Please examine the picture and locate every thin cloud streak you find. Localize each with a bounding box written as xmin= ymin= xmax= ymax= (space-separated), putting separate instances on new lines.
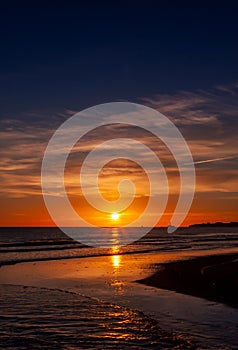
xmin=193 ymin=156 xmax=238 ymax=165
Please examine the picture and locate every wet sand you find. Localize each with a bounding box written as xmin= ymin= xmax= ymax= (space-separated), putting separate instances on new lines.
xmin=0 ymin=284 xmax=194 ymax=349
xmin=1 ymin=251 xmax=238 ymax=348
xmin=138 ymin=253 xmax=238 ymax=308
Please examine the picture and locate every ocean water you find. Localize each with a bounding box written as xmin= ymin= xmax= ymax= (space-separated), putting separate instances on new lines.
xmin=1 ymin=226 xmax=238 ymax=266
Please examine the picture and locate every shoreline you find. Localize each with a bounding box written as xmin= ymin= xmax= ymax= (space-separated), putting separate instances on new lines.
xmin=2 ymin=248 xmax=238 ymax=309
xmin=0 ymin=284 xmax=195 ymax=349
xmin=1 ymin=243 xmax=238 ymax=267
xmin=137 ymin=253 xmax=238 ymax=309
xmin=1 ymin=250 xmax=238 ymax=348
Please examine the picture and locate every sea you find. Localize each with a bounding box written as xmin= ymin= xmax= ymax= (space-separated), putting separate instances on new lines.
xmin=1 ymin=226 xmax=238 ymax=266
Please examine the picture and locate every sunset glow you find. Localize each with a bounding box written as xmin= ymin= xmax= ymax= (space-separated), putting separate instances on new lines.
xmin=1 ymin=76 xmax=238 ymax=228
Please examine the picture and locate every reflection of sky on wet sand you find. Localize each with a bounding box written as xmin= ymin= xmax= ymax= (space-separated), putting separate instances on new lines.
xmin=111 ymin=254 xmax=121 ymax=269
xmin=1 ymin=250 xmax=238 ymax=348
xmin=111 ymin=244 xmax=121 ymax=269
xmin=2 ymin=284 xmax=190 ymax=349
xmin=110 ymin=246 xmax=124 ymax=293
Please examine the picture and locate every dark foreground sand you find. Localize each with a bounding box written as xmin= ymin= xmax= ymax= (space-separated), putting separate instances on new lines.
xmin=138 ymin=253 xmax=238 ymax=308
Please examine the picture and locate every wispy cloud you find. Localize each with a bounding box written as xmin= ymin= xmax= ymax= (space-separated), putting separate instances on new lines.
xmin=1 ymin=84 xmax=238 ymax=203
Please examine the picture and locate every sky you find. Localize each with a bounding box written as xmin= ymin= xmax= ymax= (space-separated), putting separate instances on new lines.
xmin=1 ymin=2 xmax=238 ymax=226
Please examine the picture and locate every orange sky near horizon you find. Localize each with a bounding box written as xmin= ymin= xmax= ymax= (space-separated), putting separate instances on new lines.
xmin=1 ymin=191 xmax=237 ymax=227
xmin=1 ymin=88 xmax=238 ymax=227
xmin=1 ymin=143 xmax=237 ymax=227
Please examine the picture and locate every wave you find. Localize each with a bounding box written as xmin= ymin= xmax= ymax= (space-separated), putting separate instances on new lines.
xmin=0 ymin=284 xmax=195 ymax=349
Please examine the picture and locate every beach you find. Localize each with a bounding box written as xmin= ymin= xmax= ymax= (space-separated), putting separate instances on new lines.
xmin=1 ymin=254 xmax=238 ymax=349
xmin=1 ymin=227 xmax=238 ymax=349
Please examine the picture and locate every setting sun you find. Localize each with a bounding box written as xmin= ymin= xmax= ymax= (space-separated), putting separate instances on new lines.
xmin=111 ymin=212 xmax=120 ymax=220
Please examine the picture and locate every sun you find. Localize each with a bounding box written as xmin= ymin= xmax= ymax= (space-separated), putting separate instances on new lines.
xmin=111 ymin=212 xmax=120 ymax=221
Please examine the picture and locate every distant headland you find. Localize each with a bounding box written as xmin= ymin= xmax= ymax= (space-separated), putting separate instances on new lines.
xmin=189 ymin=222 xmax=238 ymax=228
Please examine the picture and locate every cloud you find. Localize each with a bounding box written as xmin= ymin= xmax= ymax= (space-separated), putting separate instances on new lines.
xmin=1 ymin=84 xmax=238 ymax=203
xmin=193 ymin=156 xmax=237 ymax=165
xmin=142 ymin=84 xmax=238 ymax=154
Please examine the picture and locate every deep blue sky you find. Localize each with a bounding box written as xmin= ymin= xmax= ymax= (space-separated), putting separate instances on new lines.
xmin=1 ymin=2 xmax=238 ymax=115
